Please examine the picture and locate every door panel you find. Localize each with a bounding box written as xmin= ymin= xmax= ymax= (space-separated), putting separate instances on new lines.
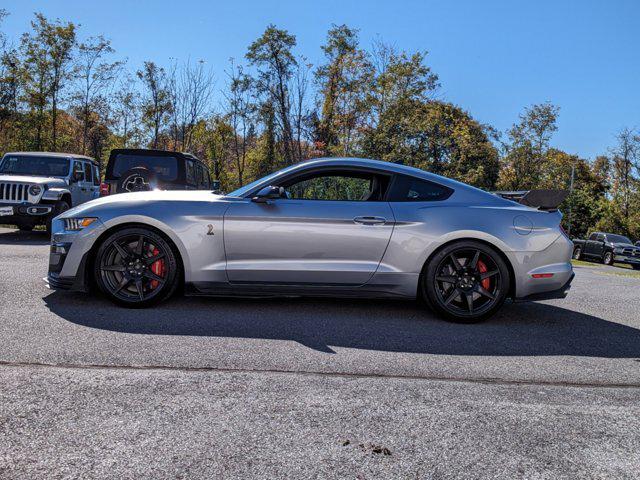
xmin=223 ymin=199 xmax=394 ymax=285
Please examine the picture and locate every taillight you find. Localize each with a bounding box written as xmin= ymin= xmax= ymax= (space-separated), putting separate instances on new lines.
xmin=100 ymin=182 xmax=110 ymax=196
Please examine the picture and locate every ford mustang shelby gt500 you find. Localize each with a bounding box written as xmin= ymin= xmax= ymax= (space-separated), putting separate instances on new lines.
xmin=46 ymin=157 xmax=574 ymax=322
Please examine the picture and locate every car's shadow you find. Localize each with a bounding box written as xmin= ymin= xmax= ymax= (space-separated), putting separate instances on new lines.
xmin=44 ymin=292 xmax=640 ymax=357
xmin=0 ymin=228 xmax=49 ymax=245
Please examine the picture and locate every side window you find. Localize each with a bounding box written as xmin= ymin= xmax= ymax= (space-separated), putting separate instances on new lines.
xmin=596 ymin=234 xmax=605 ymax=242
xmin=285 ymin=174 xmax=377 ymax=201
xmin=72 ymin=161 xmax=85 ymax=182
xmin=185 ymin=160 xmax=195 ymax=185
xmin=388 ymin=175 xmax=453 ymax=202
xmin=198 ymin=165 xmax=210 ymax=188
xmin=83 ymin=162 xmax=93 ymax=183
xmin=588 ymin=233 xmax=598 ymax=241
xmin=93 ymin=165 xmax=100 ymax=186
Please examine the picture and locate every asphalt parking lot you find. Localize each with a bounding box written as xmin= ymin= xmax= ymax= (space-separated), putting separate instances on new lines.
xmin=1 ymin=226 xmax=639 ymax=479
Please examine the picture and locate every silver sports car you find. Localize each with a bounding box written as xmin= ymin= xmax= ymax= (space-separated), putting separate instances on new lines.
xmin=47 ymin=157 xmax=574 ymax=322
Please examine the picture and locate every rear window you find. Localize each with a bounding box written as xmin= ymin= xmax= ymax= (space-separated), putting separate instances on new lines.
xmin=388 ymin=175 xmax=453 ymax=202
xmin=111 ymin=154 xmax=178 ymax=181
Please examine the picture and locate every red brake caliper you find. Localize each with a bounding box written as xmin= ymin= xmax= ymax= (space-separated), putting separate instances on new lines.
xmin=477 ymin=260 xmax=491 ymax=290
xmin=150 ymin=247 xmax=165 ymax=290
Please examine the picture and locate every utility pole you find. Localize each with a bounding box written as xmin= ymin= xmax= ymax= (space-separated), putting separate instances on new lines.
xmin=566 ymin=163 xmax=575 ymax=237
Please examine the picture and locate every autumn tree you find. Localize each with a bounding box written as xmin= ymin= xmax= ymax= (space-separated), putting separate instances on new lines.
xmin=315 ymin=25 xmax=373 ymax=156
xmin=497 ymin=103 xmax=559 ymax=190
xmin=137 ymin=61 xmax=171 ymax=148
xmin=246 ymin=25 xmax=297 ymax=164
xmin=74 ymin=35 xmax=122 ymax=154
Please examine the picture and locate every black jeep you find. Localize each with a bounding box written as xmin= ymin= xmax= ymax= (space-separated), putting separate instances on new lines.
xmin=101 ymin=149 xmax=213 ymax=196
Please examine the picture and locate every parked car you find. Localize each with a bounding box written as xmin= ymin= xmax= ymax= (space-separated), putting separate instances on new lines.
xmin=572 ymin=232 xmax=640 ymax=269
xmin=0 ymin=151 xmax=100 ymax=234
xmin=46 ymin=157 xmax=574 ymax=323
xmin=100 ymin=149 xmax=213 ymax=196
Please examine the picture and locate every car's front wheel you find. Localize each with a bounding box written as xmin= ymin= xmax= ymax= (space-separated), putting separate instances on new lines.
xmin=94 ymin=227 xmax=180 ymax=307
xmin=421 ymin=241 xmax=510 ymax=323
xmin=603 ymin=251 xmax=614 ymax=265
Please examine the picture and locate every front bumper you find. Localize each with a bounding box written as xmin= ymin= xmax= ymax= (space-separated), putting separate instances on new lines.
xmin=45 ymin=218 xmax=105 ymax=292
xmin=614 ymin=254 xmax=640 ymax=266
xmin=0 ymin=203 xmax=53 ymax=224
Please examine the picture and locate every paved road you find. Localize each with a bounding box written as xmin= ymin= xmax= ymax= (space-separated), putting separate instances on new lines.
xmin=1 ymin=227 xmax=639 ymax=478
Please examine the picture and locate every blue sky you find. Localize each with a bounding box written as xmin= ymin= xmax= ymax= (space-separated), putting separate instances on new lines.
xmin=2 ymin=0 xmax=639 ymax=159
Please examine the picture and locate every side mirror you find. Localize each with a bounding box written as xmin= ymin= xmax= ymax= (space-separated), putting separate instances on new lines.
xmin=252 ymin=185 xmax=284 ymax=203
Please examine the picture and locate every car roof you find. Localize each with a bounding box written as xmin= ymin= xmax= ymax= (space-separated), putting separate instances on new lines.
xmin=285 ymin=157 xmax=491 ymax=195
xmin=110 ymin=148 xmax=203 ymax=163
xmin=3 ymin=151 xmax=98 ymax=165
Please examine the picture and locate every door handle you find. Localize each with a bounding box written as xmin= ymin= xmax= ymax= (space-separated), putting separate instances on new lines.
xmin=353 ymin=216 xmax=386 ymax=225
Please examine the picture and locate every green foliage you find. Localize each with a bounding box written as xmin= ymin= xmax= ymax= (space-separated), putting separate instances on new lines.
xmin=0 ymin=13 xmax=638 ymax=241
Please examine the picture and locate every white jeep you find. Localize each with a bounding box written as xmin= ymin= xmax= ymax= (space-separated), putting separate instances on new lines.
xmin=0 ymin=152 xmax=100 ymax=235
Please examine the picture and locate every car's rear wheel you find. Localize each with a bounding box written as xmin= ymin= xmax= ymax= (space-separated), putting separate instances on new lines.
xmin=572 ymin=246 xmax=582 ymax=260
xmin=421 ymin=241 xmax=510 ymax=323
xmin=94 ymin=227 xmax=179 ymax=307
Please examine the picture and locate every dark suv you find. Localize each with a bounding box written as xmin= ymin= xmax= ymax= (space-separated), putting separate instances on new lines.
xmin=101 ymin=149 xmax=213 ymax=196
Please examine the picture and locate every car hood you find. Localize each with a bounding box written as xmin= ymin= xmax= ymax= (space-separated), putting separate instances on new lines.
xmin=62 ymin=189 xmax=227 ymax=217
xmin=0 ymin=174 xmax=67 ymax=186
xmin=612 ymin=242 xmax=637 ymax=249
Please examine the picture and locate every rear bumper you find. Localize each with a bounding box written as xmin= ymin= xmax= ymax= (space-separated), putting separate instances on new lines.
xmin=515 ymin=272 xmax=575 ymax=302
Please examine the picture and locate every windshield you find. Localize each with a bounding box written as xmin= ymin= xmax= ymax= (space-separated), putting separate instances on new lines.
xmin=227 ymin=164 xmax=300 ymax=197
xmin=0 ymin=155 xmax=70 ymax=177
xmin=608 ymin=234 xmax=632 ymax=244
xmin=112 ymin=154 xmax=178 ymax=182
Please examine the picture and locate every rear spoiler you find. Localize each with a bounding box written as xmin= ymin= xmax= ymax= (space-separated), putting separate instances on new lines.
xmin=493 ymin=189 xmax=568 ymax=211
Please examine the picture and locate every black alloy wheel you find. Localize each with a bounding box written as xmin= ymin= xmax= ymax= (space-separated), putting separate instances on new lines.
xmin=94 ymin=227 xmax=179 ymax=307
xmin=422 ymin=241 xmax=510 ymax=323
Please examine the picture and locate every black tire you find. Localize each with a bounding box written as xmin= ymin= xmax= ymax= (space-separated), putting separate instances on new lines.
xmin=46 ymin=200 xmax=70 ymax=236
xmin=632 ymin=265 xmax=640 ymax=271
xmin=603 ymin=251 xmax=614 ymax=265
xmin=93 ymin=227 xmax=179 ymax=308
xmin=116 ymin=167 xmax=157 ymax=193
xmin=421 ymin=240 xmax=511 ymax=323
xmin=572 ymin=246 xmax=582 ymax=260
xmin=18 ymin=225 xmax=34 ymax=232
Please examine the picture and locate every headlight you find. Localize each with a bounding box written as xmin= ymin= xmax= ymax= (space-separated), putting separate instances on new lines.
xmin=29 ymin=184 xmax=42 ymax=196
xmin=64 ymin=217 xmax=97 ymax=231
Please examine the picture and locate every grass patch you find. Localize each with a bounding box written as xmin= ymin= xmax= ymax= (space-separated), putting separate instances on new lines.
xmin=572 ymin=259 xmax=640 ymax=278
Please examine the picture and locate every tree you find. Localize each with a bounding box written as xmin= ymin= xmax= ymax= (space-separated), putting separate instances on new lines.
xmin=497 ymin=102 xmax=560 ymax=190
xmin=37 ymin=13 xmax=76 ymax=150
xmin=246 ymin=25 xmax=297 ymax=163
xmin=223 ymin=59 xmax=255 ymax=187
xmin=363 ymin=99 xmax=500 ymax=189
xmin=315 ymin=25 xmax=373 ymax=156
xmin=609 ymin=127 xmax=639 ymax=221
xmin=112 ymin=75 xmax=141 ymax=148
xmin=137 ymin=61 xmax=171 ymax=148
xmin=74 ymin=35 xmax=122 ymax=154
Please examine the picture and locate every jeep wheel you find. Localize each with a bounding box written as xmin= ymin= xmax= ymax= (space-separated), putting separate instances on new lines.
xmin=421 ymin=240 xmax=510 ymax=323
xmin=46 ymin=200 xmax=70 ymax=236
xmin=572 ymin=246 xmax=582 ymax=260
xmin=94 ymin=227 xmax=179 ymax=308
xmin=603 ymin=251 xmax=614 ymax=265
